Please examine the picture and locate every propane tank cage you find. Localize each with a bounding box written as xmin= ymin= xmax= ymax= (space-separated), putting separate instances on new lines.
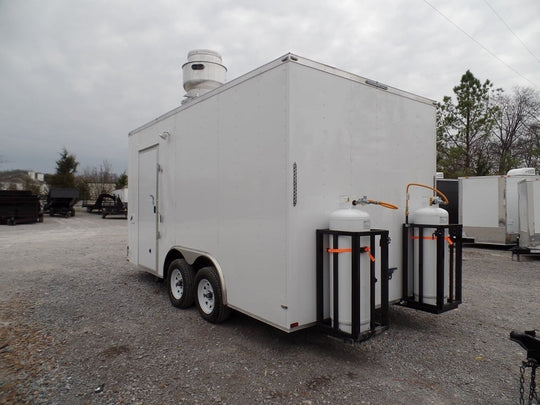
xmin=400 ymin=223 xmax=463 ymax=314
xmin=316 ymin=229 xmax=390 ymax=341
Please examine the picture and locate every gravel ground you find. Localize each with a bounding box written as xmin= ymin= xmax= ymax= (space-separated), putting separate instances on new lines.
xmin=0 ymin=211 xmax=538 ymax=404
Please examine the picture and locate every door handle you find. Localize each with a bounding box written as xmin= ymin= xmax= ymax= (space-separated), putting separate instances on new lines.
xmin=149 ymin=194 xmax=156 ymax=213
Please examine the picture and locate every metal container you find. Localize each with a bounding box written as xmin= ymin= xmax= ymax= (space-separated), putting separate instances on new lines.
xmin=411 ymin=205 xmax=449 ymax=305
xmin=329 ymin=205 xmax=371 ymax=334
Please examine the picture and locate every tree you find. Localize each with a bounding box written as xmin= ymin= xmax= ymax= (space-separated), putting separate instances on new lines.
xmin=491 ymin=87 xmax=540 ymax=174
xmin=47 ymin=148 xmax=79 ymax=188
xmin=75 ymin=177 xmax=91 ymax=201
xmin=437 ymin=70 xmax=501 ymax=177
xmin=515 ymin=122 xmax=540 ymax=171
xmin=115 ymin=171 xmax=128 ymax=189
xmin=79 ymin=160 xmax=118 ymax=199
xmin=23 ymin=175 xmax=42 ymax=195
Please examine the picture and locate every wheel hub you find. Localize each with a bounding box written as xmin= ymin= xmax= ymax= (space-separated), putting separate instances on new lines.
xmin=170 ymin=269 xmax=184 ymax=299
xmin=198 ymin=279 xmax=215 ymax=314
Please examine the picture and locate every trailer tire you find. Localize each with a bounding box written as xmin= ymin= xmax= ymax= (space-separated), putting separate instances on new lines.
xmin=195 ymin=266 xmax=230 ymax=323
xmin=167 ymin=259 xmax=195 ymax=309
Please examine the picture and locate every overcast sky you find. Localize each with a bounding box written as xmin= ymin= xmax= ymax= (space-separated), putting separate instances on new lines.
xmin=1 ymin=0 xmax=539 ymax=175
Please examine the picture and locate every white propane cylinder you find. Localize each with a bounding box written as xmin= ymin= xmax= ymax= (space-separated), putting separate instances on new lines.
xmin=411 ymin=204 xmax=449 ymax=305
xmin=182 ymin=49 xmax=227 ymax=103
xmin=329 ymin=206 xmax=371 ymax=334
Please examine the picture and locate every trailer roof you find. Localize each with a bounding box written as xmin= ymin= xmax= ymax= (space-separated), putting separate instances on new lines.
xmin=129 ymin=53 xmax=436 ymax=137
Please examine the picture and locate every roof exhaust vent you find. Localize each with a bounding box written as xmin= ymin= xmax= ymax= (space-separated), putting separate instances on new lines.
xmin=182 ymin=49 xmax=227 ymax=104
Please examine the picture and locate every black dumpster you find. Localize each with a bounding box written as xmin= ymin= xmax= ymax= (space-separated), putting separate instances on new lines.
xmin=0 ymin=190 xmax=43 ymax=225
xmin=45 ymin=188 xmax=79 ymax=217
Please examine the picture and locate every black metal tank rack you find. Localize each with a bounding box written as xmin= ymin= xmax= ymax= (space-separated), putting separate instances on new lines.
xmin=316 ymin=229 xmax=390 ymax=341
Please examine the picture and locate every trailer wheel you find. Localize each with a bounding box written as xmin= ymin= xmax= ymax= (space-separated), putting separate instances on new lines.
xmin=167 ymin=259 xmax=195 ymax=308
xmin=195 ymin=266 xmax=230 ymax=323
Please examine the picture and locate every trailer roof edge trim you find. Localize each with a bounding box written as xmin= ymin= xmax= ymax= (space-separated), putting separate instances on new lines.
xmin=129 ymin=52 xmax=436 ymax=137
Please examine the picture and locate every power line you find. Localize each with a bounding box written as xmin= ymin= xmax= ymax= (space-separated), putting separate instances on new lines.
xmin=423 ymin=0 xmax=538 ymax=89
xmin=482 ymin=0 xmax=540 ymax=64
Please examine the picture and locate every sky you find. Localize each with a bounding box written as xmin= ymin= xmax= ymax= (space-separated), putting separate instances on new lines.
xmin=1 ymin=0 xmax=539 ymax=175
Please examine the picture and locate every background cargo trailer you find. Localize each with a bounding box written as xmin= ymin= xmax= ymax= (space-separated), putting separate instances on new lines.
xmin=128 ymin=51 xmax=453 ymax=335
xmin=458 ymin=169 xmax=539 ymax=245
xmin=518 ymin=178 xmax=540 ymax=253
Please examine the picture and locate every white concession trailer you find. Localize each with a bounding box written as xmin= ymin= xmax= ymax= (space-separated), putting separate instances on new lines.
xmin=128 ymin=51 xmax=461 ymax=340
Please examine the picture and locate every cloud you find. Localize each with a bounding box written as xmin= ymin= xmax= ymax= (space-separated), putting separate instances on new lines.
xmin=0 ymin=0 xmax=538 ymax=173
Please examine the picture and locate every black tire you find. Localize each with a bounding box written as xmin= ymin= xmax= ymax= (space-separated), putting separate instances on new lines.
xmin=70 ymin=209 xmax=75 ymax=217
xmin=167 ymin=259 xmax=195 ymax=308
xmin=194 ymin=266 xmax=230 ymax=323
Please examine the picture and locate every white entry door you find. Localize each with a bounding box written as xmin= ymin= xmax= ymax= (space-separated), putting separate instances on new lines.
xmin=138 ymin=145 xmax=158 ymax=271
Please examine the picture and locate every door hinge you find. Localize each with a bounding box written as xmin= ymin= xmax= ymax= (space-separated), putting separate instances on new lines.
xmin=157 ymin=231 xmax=161 ymax=240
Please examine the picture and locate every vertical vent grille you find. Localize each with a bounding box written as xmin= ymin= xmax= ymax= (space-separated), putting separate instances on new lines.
xmin=293 ymin=162 xmax=298 ymax=207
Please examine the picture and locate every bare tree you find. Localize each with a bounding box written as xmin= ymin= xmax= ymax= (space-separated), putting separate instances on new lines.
xmin=491 ymin=87 xmax=540 ymax=173
xmin=80 ymin=161 xmax=118 ymax=199
xmin=516 ymin=122 xmax=540 ymax=171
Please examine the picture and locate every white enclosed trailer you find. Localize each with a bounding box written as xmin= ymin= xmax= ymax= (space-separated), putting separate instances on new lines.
xmin=518 ymin=178 xmax=540 ymax=253
xmin=128 ymin=52 xmax=448 ymax=335
xmin=458 ymin=169 xmax=539 ymax=245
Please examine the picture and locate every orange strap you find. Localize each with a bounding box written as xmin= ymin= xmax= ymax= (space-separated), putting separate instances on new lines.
xmin=363 ymin=247 xmax=376 ymax=262
xmin=412 ymin=236 xmax=454 ymax=245
xmin=327 ymin=248 xmax=352 ymax=253
xmin=327 ymin=247 xmax=376 ymax=262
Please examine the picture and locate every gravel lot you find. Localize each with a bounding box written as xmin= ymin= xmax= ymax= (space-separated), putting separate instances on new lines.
xmin=1 ymin=211 xmax=539 ymax=404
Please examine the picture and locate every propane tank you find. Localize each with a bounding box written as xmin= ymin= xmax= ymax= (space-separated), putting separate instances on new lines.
xmin=329 ymin=199 xmax=371 ymax=334
xmin=411 ymin=202 xmax=449 ymax=305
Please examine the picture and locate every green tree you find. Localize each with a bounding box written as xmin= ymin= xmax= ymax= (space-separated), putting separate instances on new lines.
xmin=48 ymin=148 xmax=79 ymax=188
xmin=437 ymin=70 xmax=501 ymax=177
xmin=115 ymin=171 xmax=128 ymax=189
